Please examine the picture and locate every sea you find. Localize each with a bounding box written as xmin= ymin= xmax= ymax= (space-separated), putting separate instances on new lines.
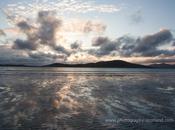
xmin=0 ymin=67 xmax=175 ymax=130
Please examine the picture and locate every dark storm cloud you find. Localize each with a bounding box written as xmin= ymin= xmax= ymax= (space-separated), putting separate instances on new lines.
xmin=90 ymin=29 xmax=175 ymax=57
xmin=89 ymin=36 xmax=118 ymax=56
xmin=0 ymin=45 xmax=67 ymax=65
xmin=117 ymin=30 xmax=173 ymax=57
xmin=70 ymin=42 xmax=81 ymax=50
xmin=133 ymin=29 xmax=173 ymax=56
xmin=13 ymin=11 xmax=62 ymax=51
xmin=29 ymin=51 xmax=67 ymax=62
xmin=13 ymin=22 xmax=36 ymax=50
xmin=13 ymin=19 xmax=40 ymax=50
xmin=13 ymin=39 xmax=38 ymax=50
xmin=55 ymin=45 xmax=71 ymax=56
xmin=2 ymin=7 xmax=175 ymax=65
xmin=37 ymin=11 xmax=62 ymax=46
xmin=17 ymin=21 xmax=32 ymax=31
xmin=98 ymin=42 xmax=117 ymax=55
xmin=89 ymin=36 xmax=138 ymax=57
xmin=92 ymin=36 xmax=109 ymax=46
xmin=114 ymin=36 xmax=137 ymax=56
xmin=0 ymin=45 xmax=32 ymax=65
xmin=10 ymin=10 xmax=72 ymax=63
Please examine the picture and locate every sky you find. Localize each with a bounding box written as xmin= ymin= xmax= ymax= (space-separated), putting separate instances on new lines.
xmin=0 ymin=0 xmax=175 ymax=65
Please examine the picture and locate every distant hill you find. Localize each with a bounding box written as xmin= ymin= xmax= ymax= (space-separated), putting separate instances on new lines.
xmin=149 ymin=63 xmax=175 ymax=68
xmin=0 ymin=64 xmax=29 ymax=67
xmin=1 ymin=60 xmax=175 ymax=68
xmin=44 ymin=60 xmax=149 ymax=68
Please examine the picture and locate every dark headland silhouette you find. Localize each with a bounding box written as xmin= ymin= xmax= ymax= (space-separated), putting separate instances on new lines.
xmin=0 ymin=60 xmax=174 ymax=68
xmin=44 ymin=60 xmax=149 ymax=68
xmin=148 ymin=63 xmax=175 ymax=68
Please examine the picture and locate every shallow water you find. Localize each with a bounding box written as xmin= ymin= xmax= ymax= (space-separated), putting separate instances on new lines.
xmin=0 ymin=67 xmax=175 ymax=130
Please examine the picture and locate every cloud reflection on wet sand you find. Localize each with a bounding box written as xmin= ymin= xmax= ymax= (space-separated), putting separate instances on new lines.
xmin=0 ymin=68 xmax=175 ymax=130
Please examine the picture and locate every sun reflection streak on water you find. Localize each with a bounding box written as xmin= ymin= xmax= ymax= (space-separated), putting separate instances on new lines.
xmin=53 ymin=75 xmax=80 ymax=111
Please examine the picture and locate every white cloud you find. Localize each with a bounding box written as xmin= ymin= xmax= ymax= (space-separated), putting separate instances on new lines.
xmin=3 ymin=0 xmax=120 ymax=24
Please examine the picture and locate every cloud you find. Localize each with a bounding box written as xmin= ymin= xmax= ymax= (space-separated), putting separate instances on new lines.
xmin=0 ymin=44 xmax=67 ymax=65
xmin=89 ymin=29 xmax=175 ymax=58
xmin=140 ymin=56 xmax=175 ymax=64
xmin=133 ymin=29 xmax=173 ymax=56
xmin=90 ymin=36 xmax=139 ymax=57
xmin=12 ymin=10 xmax=105 ymax=52
xmin=117 ymin=36 xmax=137 ymax=56
xmin=12 ymin=10 xmax=62 ymax=51
xmin=54 ymin=45 xmax=71 ymax=56
xmin=173 ymin=41 xmax=175 ymax=46
xmin=89 ymin=36 xmax=138 ymax=57
xmin=89 ymin=36 xmax=118 ymax=56
xmin=0 ymin=30 xmax=6 ymax=44
xmin=3 ymin=7 xmax=108 ymax=64
xmin=17 ymin=21 xmax=32 ymax=31
xmin=4 ymin=0 xmax=120 ymax=24
xmin=9 ymin=8 xmax=109 ymax=62
xmin=2 ymin=28 xmax=21 ymax=36
xmin=29 ymin=51 xmax=68 ymax=63
xmin=92 ymin=36 xmax=109 ymax=46
xmin=37 ymin=11 xmax=62 ymax=47
xmin=70 ymin=41 xmax=81 ymax=50
xmin=1 ymin=0 xmax=175 ymax=65
xmin=13 ymin=39 xmax=38 ymax=50
xmin=130 ymin=9 xmax=143 ymax=24
xmin=119 ymin=29 xmax=174 ymax=57
xmin=67 ymin=52 xmax=98 ymax=64
xmin=62 ymin=19 xmax=106 ymax=34
xmin=151 ymin=57 xmax=175 ymax=64
xmin=83 ymin=20 xmax=106 ymax=33
xmin=0 ymin=29 xmax=6 ymax=36
xmin=2 ymin=0 xmax=110 ymax=64
xmin=0 ymin=45 xmax=30 ymax=65
xmin=1 ymin=29 xmax=175 ymax=65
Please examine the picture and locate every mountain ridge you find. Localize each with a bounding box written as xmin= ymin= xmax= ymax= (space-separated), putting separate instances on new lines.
xmin=0 ymin=60 xmax=175 ymax=68
xmin=148 ymin=63 xmax=175 ymax=68
xmin=43 ymin=60 xmax=150 ymax=68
